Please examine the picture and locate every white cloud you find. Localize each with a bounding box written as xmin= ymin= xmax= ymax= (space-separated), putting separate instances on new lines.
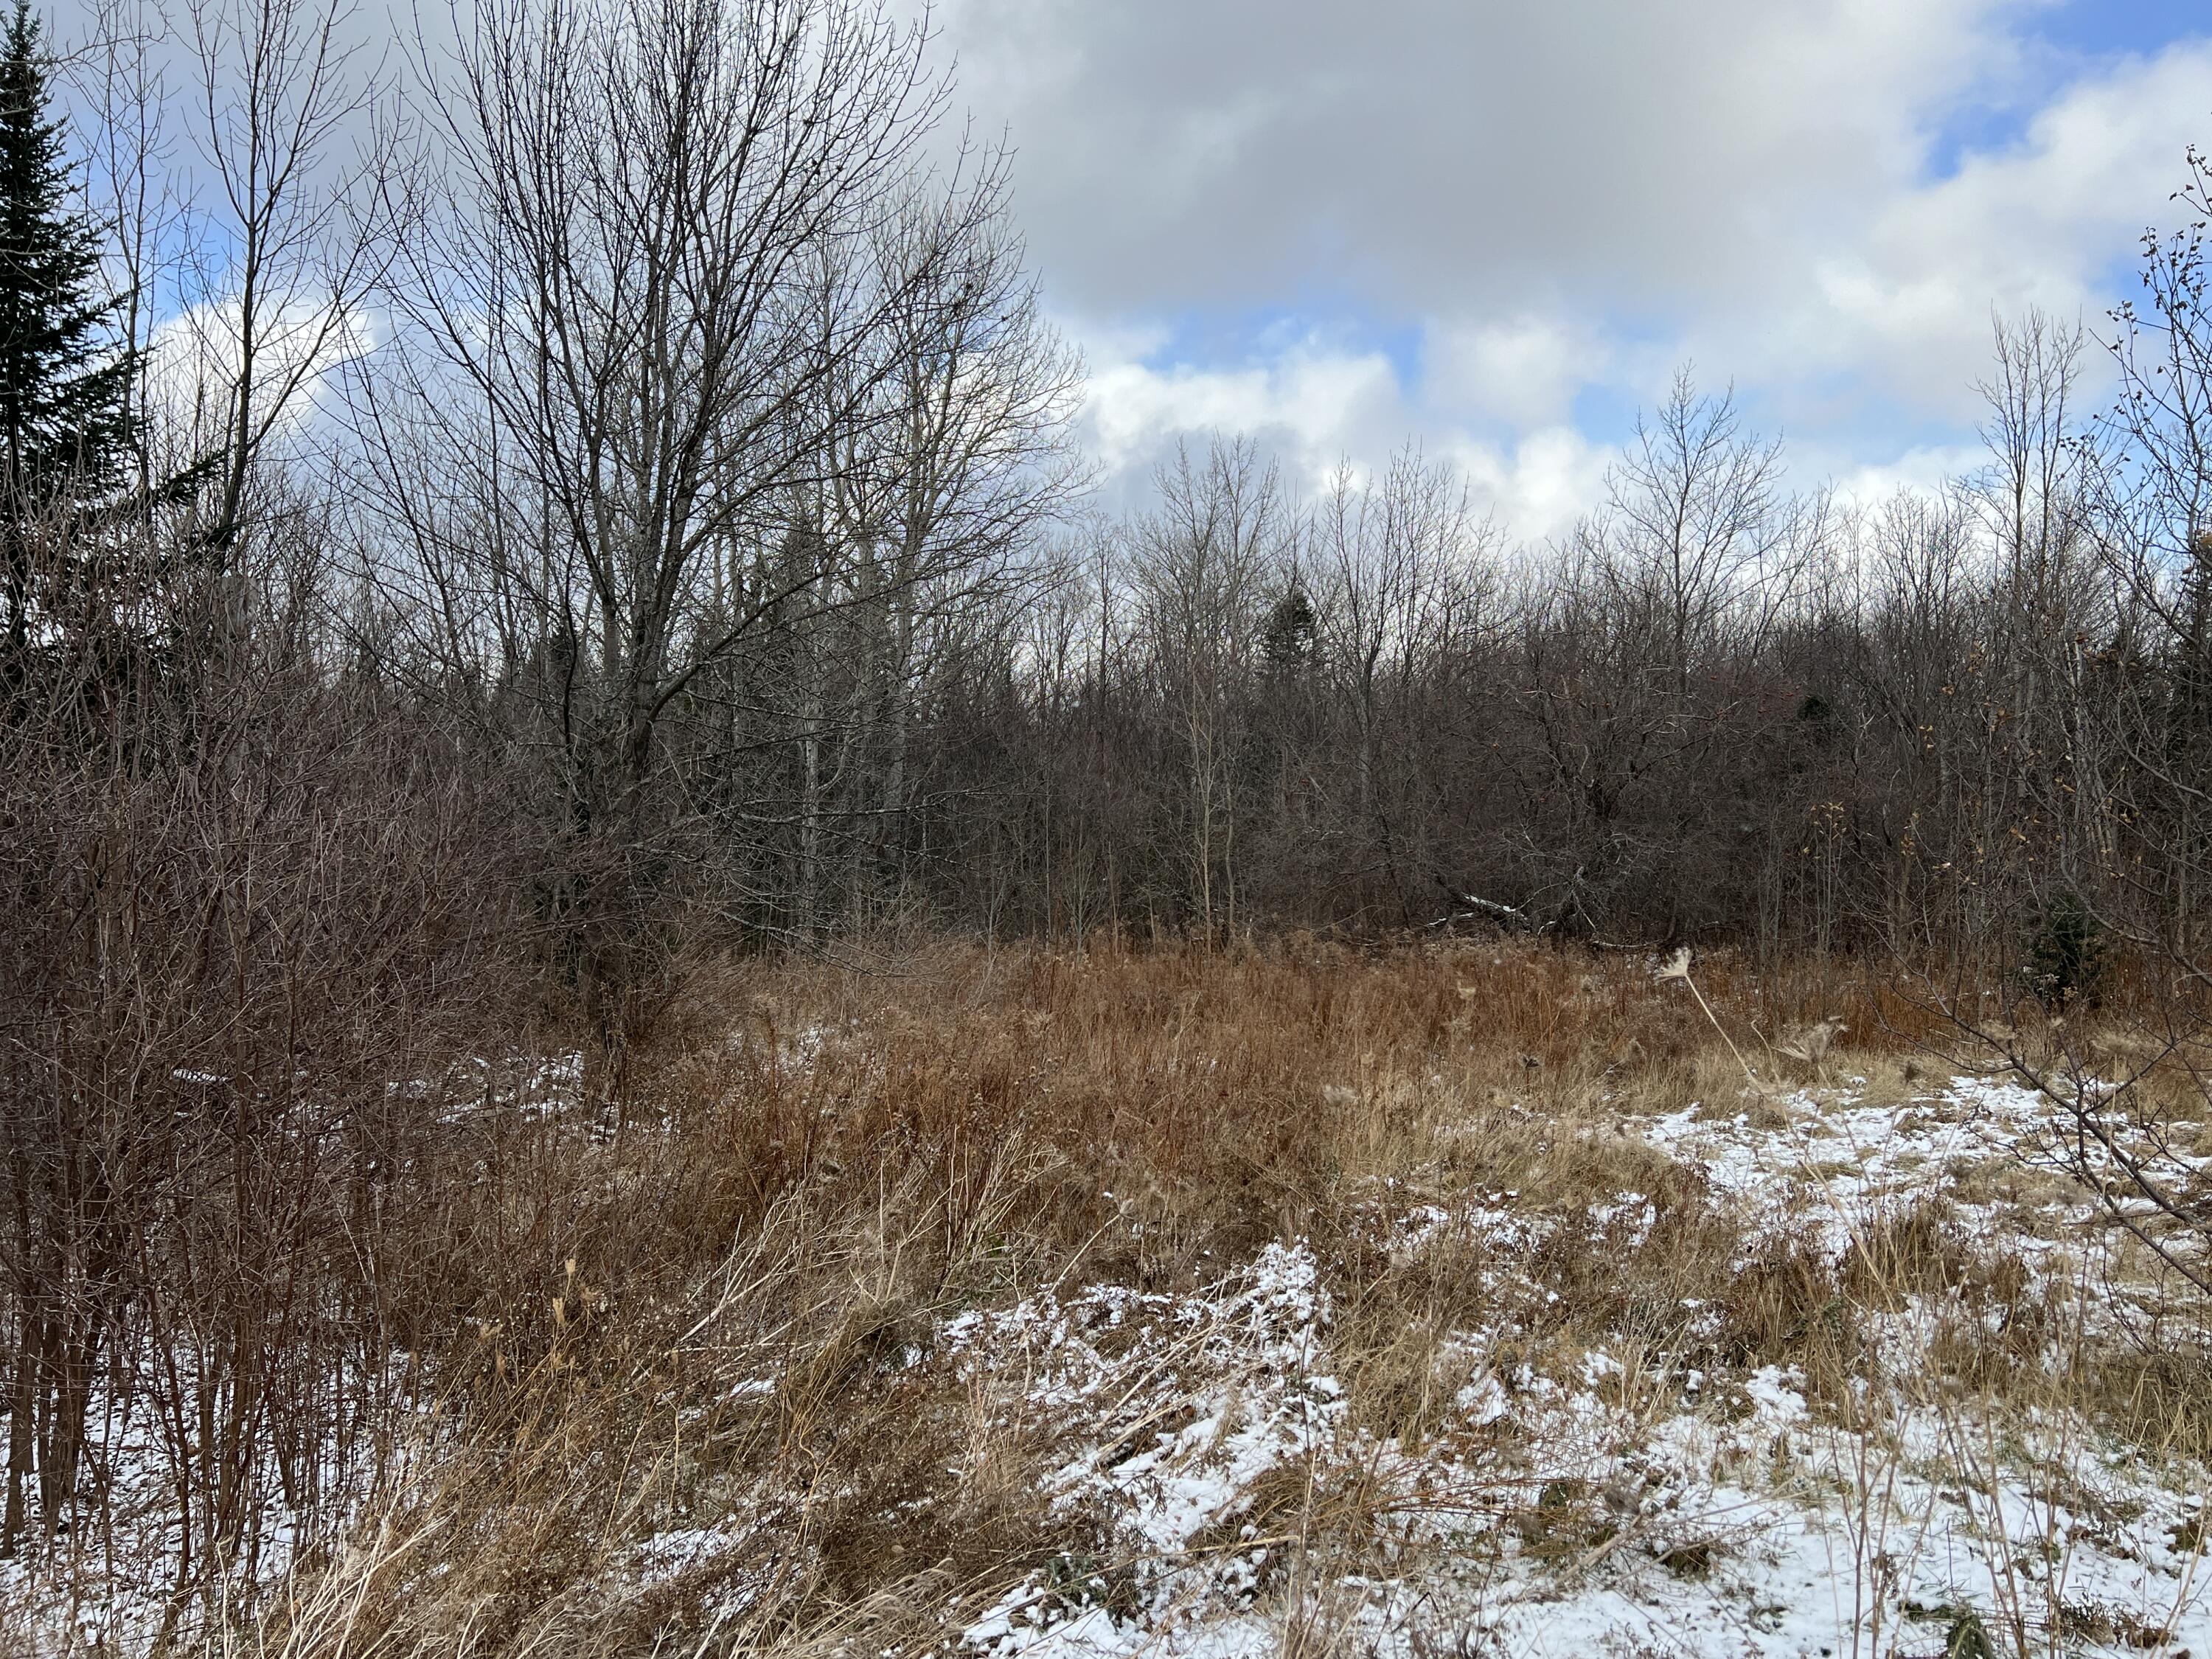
xmin=147 ymin=296 xmax=375 ymax=445
xmin=1077 ymin=335 xmax=1401 ymax=484
xmin=1445 ymin=427 xmax=1612 ymax=546
xmin=1827 ymin=444 xmax=1987 ymax=514
xmin=1719 ymin=39 xmax=2212 ymax=426
xmin=941 ymin=2 xmax=2212 ymax=534
xmin=938 ymin=0 xmax=2039 ymax=319
xmin=1070 ymin=313 xmax=1610 ymax=541
xmin=1421 ymin=315 xmax=1607 ymax=431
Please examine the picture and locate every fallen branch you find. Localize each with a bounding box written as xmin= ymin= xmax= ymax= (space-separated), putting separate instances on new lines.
xmin=1433 ymin=879 xmax=1540 ymax=932
xmin=1432 ymin=875 xmax=1654 ymax=950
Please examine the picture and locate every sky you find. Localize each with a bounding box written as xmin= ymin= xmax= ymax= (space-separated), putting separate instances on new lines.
xmin=926 ymin=0 xmax=2212 ymax=538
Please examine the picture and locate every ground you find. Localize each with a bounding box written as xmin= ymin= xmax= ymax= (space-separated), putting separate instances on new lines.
xmin=5 ymin=942 xmax=2210 ymax=1658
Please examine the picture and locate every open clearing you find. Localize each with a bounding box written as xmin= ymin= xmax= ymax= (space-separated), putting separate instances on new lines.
xmin=7 ymin=944 xmax=2210 ymax=1658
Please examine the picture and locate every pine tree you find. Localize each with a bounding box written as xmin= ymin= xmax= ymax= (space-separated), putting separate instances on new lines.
xmin=0 ymin=0 xmax=134 ymax=663
xmin=0 ymin=0 xmax=131 ymax=501
xmin=1261 ymin=577 xmax=1318 ymax=678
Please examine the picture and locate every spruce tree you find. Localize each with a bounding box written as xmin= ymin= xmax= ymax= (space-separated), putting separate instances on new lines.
xmin=0 ymin=0 xmax=131 ymax=504
xmin=1261 ymin=577 xmax=1318 ymax=678
xmin=0 ymin=0 xmax=135 ymax=672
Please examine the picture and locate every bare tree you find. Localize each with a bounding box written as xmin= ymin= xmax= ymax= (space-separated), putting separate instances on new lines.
xmin=1129 ymin=437 xmax=1287 ymax=937
xmin=1599 ymin=371 xmax=1800 ymax=687
xmin=380 ymin=0 xmax=926 ymax=806
xmin=1905 ymin=199 xmax=2212 ymax=1304
xmin=173 ymin=0 xmax=396 ymax=574
xmin=1314 ymin=446 xmax=1493 ymax=922
xmin=347 ymin=0 xmax=1077 ymax=979
xmin=66 ymin=0 xmax=177 ymax=504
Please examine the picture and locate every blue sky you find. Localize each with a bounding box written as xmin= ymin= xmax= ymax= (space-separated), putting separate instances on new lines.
xmin=2028 ymin=0 xmax=2201 ymax=59
xmin=1925 ymin=2 xmax=2202 ymax=170
xmin=935 ymin=0 xmax=2212 ymax=535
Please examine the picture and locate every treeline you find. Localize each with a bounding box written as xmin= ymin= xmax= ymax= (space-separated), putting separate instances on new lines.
xmin=889 ymin=316 xmax=2208 ymax=989
xmin=4 ymin=0 xmax=2212 ymax=1605
xmin=20 ymin=0 xmax=2212 ymax=982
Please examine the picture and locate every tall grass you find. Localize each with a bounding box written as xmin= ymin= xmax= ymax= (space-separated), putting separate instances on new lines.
xmin=8 ymin=937 xmax=2204 ymax=1656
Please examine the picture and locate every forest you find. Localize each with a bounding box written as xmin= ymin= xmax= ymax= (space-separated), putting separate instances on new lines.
xmin=8 ymin=0 xmax=2212 ymax=1653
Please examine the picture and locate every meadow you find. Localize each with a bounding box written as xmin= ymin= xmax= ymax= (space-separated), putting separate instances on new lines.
xmin=9 ymin=938 xmax=2207 ymax=1658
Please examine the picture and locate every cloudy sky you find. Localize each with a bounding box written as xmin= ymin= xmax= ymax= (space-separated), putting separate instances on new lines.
xmin=927 ymin=0 xmax=2212 ymax=536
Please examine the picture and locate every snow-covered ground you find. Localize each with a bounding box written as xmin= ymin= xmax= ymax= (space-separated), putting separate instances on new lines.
xmin=0 ymin=1354 xmax=406 ymax=1655
xmin=932 ymin=1077 xmax=2212 ymax=1659
xmin=10 ymin=1062 xmax=2211 ymax=1657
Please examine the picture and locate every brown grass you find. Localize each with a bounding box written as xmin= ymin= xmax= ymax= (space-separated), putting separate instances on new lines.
xmin=13 ymin=936 xmax=2204 ymax=1657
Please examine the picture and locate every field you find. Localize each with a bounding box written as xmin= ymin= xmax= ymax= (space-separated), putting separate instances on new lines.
xmin=6 ymin=940 xmax=2211 ymax=1658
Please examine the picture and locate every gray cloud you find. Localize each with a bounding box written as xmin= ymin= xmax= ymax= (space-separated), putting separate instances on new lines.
xmin=928 ymin=0 xmax=2212 ymax=529
xmin=937 ymin=0 xmax=2032 ymax=321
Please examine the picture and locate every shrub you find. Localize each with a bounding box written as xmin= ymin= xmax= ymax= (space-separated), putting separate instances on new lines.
xmin=2023 ymin=890 xmax=2106 ymax=1009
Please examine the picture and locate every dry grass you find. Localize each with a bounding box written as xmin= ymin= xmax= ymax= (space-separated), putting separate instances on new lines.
xmin=12 ymin=937 xmax=2210 ymax=1657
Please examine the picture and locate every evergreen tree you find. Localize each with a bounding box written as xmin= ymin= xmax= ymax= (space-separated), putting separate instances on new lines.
xmin=0 ymin=0 xmax=130 ymax=499
xmin=1261 ymin=577 xmax=1318 ymax=678
xmin=0 ymin=0 xmax=134 ymax=661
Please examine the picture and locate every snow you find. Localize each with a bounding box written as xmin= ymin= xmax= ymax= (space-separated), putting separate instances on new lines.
xmin=940 ymin=1077 xmax=2212 ymax=1659
xmin=0 ymin=1348 xmax=411 ymax=1655
xmin=15 ymin=1056 xmax=2212 ymax=1657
